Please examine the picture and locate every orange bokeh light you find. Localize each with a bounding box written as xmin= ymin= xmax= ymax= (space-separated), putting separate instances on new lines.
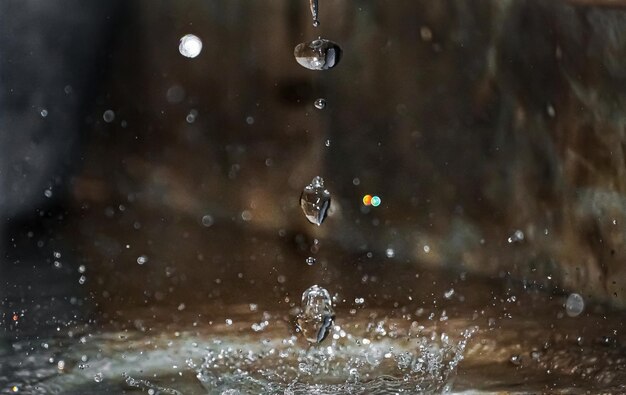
xmin=362 ymin=194 xmax=372 ymax=206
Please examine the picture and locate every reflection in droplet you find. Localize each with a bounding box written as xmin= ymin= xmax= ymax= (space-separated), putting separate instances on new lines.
xmin=294 ymin=39 xmax=342 ymax=71
xmin=296 ymin=284 xmax=335 ymax=343
xmin=566 ymin=293 xmax=584 ymax=317
xmin=179 ymin=34 xmax=203 ymax=58
xmin=314 ymin=98 xmax=326 ymax=109
xmin=300 ymin=176 xmax=331 ymax=226
xmin=309 ymin=0 xmax=320 ymax=27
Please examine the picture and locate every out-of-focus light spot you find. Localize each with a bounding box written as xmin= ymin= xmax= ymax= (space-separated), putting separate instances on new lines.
xmin=371 ymin=195 xmax=381 ymax=207
xmin=179 ymin=34 xmax=203 ymax=58
xmin=12 ymin=314 xmax=18 ymax=322
xmin=12 ymin=386 xmax=18 ymax=392
xmin=362 ymin=194 xmax=372 ymax=206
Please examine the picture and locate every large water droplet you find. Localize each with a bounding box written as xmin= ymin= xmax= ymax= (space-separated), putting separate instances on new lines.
xmin=300 ymin=176 xmax=331 ymax=226
xmin=179 ymin=34 xmax=203 ymax=58
xmin=566 ymin=292 xmax=584 ymax=317
xmin=296 ymin=285 xmax=334 ymax=343
xmin=309 ymin=0 xmax=320 ymax=27
xmin=314 ymin=98 xmax=326 ymax=110
xmin=294 ymin=39 xmax=342 ymax=71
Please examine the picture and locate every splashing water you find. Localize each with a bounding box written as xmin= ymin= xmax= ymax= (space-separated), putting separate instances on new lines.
xmin=300 ymin=176 xmax=331 ymax=226
xmin=309 ymin=0 xmax=320 ymax=27
xmin=294 ymin=39 xmax=342 ymax=71
xmin=296 ymin=285 xmax=335 ymax=343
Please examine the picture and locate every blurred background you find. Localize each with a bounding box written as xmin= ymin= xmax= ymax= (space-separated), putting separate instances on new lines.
xmin=1 ymin=0 xmax=626 ymax=347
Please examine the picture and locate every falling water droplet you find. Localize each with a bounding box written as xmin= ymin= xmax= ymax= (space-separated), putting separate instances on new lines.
xmin=300 ymin=176 xmax=331 ymax=226
xmin=179 ymin=34 xmax=203 ymax=58
xmin=309 ymin=0 xmax=320 ymax=27
xmin=565 ymin=293 xmax=584 ymax=317
xmin=314 ymin=98 xmax=326 ymax=109
xmin=294 ymin=39 xmax=342 ymax=70
xmin=305 ymin=256 xmax=316 ymax=265
xmin=296 ymin=285 xmax=335 ymax=343
xmin=103 ymin=110 xmax=115 ymax=123
xmin=137 ymin=255 xmax=148 ymax=265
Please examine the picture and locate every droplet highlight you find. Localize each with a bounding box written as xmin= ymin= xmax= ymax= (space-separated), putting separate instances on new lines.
xmin=294 ymin=39 xmax=342 ymax=71
xmin=300 ymin=176 xmax=331 ymax=226
xmin=296 ymin=284 xmax=335 ymax=343
xmin=179 ymin=34 xmax=203 ymax=58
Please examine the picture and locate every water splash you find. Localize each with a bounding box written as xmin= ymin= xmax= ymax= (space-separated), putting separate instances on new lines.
xmin=300 ymin=176 xmax=331 ymax=226
xmin=294 ymin=39 xmax=342 ymax=71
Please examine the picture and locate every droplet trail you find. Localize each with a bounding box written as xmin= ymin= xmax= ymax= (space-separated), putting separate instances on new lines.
xmin=310 ymin=0 xmax=320 ymax=27
xmin=300 ymin=176 xmax=331 ymax=226
xmin=294 ymin=39 xmax=342 ymax=71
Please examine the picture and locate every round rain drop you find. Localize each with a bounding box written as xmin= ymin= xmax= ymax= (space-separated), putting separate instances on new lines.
xmin=294 ymin=39 xmax=342 ymax=71
xmin=179 ymin=34 xmax=203 ymax=58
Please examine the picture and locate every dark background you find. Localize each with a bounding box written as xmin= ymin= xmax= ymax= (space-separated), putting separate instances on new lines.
xmin=2 ymin=0 xmax=626 ymax=337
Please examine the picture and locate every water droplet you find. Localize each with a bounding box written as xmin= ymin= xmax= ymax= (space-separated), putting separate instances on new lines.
xmin=385 ymin=248 xmax=395 ymax=258
xmin=444 ymin=288 xmax=455 ymax=299
xmin=186 ymin=109 xmax=198 ymax=123
xmin=103 ymin=110 xmax=115 ymax=123
xmin=314 ymin=98 xmax=326 ymax=109
xmin=137 ymin=255 xmax=148 ymax=265
xmin=305 ymin=256 xmax=316 ymax=265
xmin=201 ymin=215 xmax=214 ymax=227
xmin=294 ymin=39 xmax=342 ymax=70
xmin=300 ymin=176 xmax=331 ymax=226
xmin=324 ymin=139 xmax=331 ymax=147
xmin=94 ymin=372 xmax=103 ymax=383
xmin=309 ymin=0 xmax=319 ymax=27
xmin=566 ymin=293 xmax=584 ymax=317
xmin=509 ymin=354 xmax=522 ymax=366
xmin=39 ymin=108 xmax=48 ymax=118
xmin=507 ymin=229 xmax=524 ymax=243
xmin=296 ymin=285 xmax=335 ymax=343
xmin=44 ymin=189 xmax=53 ymax=198
xmin=179 ymin=34 xmax=203 ymax=58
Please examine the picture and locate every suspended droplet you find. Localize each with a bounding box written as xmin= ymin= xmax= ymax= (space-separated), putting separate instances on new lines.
xmin=103 ymin=110 xmax=115 ymax=123
xmin=296 ymin=285 xmax=335 ymax=343
xmin=294 ymin=39 xmax=342 ymax=71
xmin=179 ymin=34 xmax=203 ymax=58
xmin=94 ymin=372 xmax=103 ymax=383
xmin=314 ymin=98 xmax=326 ymax=109
xmin=305 ymin=256 xmax=316 ymax=265
xmin=300 ymin=176 xmax=331 ymax=226
xmin=309 ymin=0 xmax=320 ymax=27
xmin=565 ymin=293 xmax=584 ymax=317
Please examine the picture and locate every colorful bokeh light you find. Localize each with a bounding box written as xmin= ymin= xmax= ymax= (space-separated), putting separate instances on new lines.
xmin=362 ymin=194 xmax=381 ymax=207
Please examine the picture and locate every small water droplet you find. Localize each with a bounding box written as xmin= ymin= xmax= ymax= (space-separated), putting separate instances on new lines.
xmin=94 ymin=372 xmax=103 ymax=383
xmin=324 ymin=139 xmax=331 ymax=147
xmin=509 ymin=354 xmax=522 ymax=366
xmin=44 ymin=189 xmax=53 ymax=198
xmin=309 ymin=0 xmax=319 ymax=26
xmin=137 ymin=255 xmax=148 ymax=265
xmin=314 ymin=98 xmax=326 ymax=109
xmin=294 ymin=39 xmax=342 ymax=70
xmin=179 ymin=34 xmax=203 ymax=58
xmin=40 ymin=108 xmax=48 ymax=118
xmin=385 ymin=248 xmax=395 ymax=258
xmin=305 ymin=256 xmax=316 ymax=265
xmin=186 ymin=109 xmax=198 ymax=123
xmin=565 ymin=293 xmax=584 ymax=317
xmin=296 ymin=284 xmax=335 ymax=343
xmin=201 ymin=215 xmax=214 ymax=227
xmin=444 ymin=288 xmax=455 ymax=299
xmin=300 ymin=176 xmax=331 ymax=226
xmin=507 ymin=229 xmax=524 ymax=243
xmin=103 ymin=110 xmax=115 ymax=123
